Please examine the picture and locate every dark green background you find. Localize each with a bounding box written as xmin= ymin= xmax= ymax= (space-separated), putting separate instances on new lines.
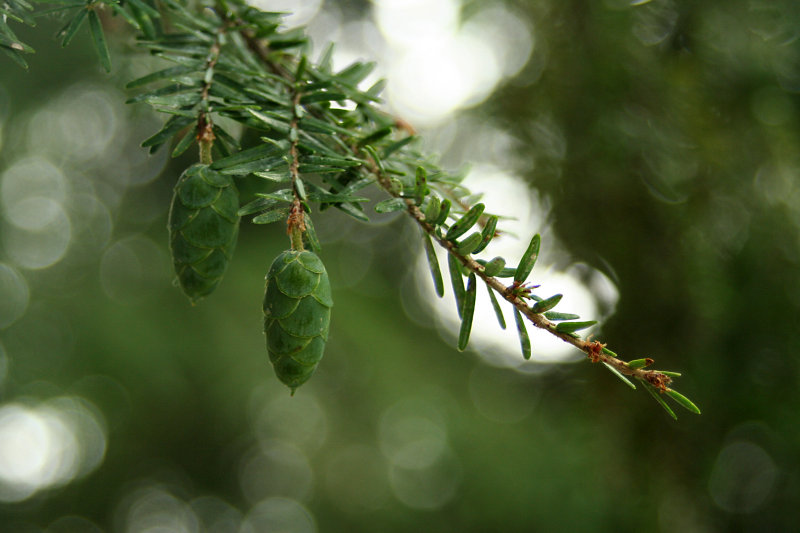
xmin=0 ymin=0 xmax=797 ymax=531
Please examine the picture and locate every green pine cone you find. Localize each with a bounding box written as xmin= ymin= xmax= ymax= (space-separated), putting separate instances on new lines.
xmin=263 ymin=249 xmax=333 ymax=392
xmin=168 ymin=164 xmax=240 ymax=303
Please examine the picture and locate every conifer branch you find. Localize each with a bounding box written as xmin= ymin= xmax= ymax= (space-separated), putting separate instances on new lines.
xmin=215 ymin=4 xmax=696 ymax=415
xmin=8 ymin=0 xmax=700 ymax=415
xmin=374 ymin=173 xmax=672 ymax=388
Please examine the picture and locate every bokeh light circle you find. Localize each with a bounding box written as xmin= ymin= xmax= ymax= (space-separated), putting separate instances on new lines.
xmin=3 ymin=206 xmax=72 ymax=270
xmin=238 ymin=440 xmax=313 ymax=503
xmin=240 ymin=497 xmax=316 ymax=533
xmin=0 ymin=397 xmax=106 ymax=503
xmin=708 ymin=441 xmax=778 ymax=514
xmin=0 ymin=263 xmax=29 ymax=328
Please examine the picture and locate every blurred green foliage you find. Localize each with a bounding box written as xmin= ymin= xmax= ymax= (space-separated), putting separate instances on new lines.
xmin=0 ymin=0 xmax=798 ymax=531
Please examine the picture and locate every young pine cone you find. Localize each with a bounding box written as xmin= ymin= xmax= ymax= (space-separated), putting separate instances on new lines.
xmin=263 ymin=250 xmax=332 ymax=393
xmin=168 ymin=164 xmax=239 ymax=303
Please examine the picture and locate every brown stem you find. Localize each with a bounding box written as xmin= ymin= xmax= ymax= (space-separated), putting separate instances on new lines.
xmin=287 ymin=91 xmax=306 ymax=250
xmin=197 ymin=33 xmax=224 ymax=164
xmin=371 ymin=166 xmax=673 ymax=390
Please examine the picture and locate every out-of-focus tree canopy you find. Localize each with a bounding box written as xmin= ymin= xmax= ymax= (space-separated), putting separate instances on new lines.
xmin=0 ymin=0 xmax=798 ymax=531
